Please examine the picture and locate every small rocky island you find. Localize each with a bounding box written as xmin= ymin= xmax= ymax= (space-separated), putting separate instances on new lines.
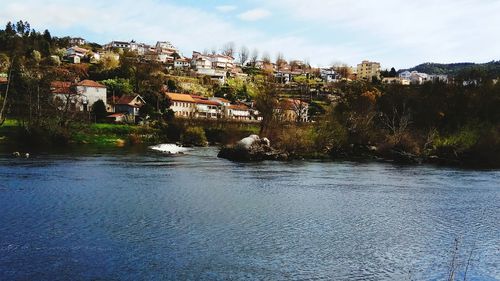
xmin=218 ymin=135 xmax=289 ymax=161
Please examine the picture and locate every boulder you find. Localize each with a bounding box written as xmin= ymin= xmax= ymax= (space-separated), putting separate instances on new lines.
xmin=218 ymin=135 xmax=288 ymax=161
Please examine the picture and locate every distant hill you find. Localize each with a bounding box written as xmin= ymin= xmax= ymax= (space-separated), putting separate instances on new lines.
xmin=400 ymin=61 xmax=500 ymax=78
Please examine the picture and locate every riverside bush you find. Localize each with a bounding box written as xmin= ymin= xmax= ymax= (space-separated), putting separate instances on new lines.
xmin=181 ymin=127 xmax=208 ymax=146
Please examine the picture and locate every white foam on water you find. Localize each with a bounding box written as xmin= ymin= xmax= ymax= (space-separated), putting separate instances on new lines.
xmin=149 ymin=144 xmax=192 ymax=154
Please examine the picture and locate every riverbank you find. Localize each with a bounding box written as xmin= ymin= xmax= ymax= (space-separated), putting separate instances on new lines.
xmin=1 ymin=119 xmax=499 ymax=169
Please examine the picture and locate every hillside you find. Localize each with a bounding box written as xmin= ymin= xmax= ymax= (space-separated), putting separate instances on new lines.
xmin=401 ymin=61 xmax=500 ymax=78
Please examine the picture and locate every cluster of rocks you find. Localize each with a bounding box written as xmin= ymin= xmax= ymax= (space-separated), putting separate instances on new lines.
xmin=218 ymin=135 xmax=288 ymax=161
xmin=12 ymin=152 xmax=30 ymax=158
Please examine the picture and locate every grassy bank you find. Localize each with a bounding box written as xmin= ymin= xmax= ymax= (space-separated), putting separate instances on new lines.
xmin=0 ymin=118 xmax=261 ymax=148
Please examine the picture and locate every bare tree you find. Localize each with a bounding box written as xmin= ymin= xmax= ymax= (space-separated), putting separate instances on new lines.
xmin=250 ymin=49 xmax=259 ymax=67
xmin=239 ymin=46 xmax=249 ymax=66
xmin=262 ymin=52 xmax=271 ymax=63
xmin=221 ymin=42 xmax=235 ymax=57
xmin=380 ymin=103 xmax=412 ymax=143
xmin=275 ymin=52 xmax=285 ymax=71
xmin=333 ymin=63 xmax=352 ymax=79
xmin=291 ymin=99 xmax=308 ymax=123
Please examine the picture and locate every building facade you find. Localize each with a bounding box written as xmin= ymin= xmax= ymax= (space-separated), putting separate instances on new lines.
xmin=357 ymin=60 xmax=381 ymax=82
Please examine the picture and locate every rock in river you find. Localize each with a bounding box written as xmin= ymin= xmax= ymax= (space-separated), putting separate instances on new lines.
xmin=218 ymin=135 xmax=288 ymax=161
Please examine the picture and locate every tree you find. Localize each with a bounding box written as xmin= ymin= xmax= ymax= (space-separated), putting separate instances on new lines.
xmin=334 ymin=64 xmax=352 ymax=79
xmin=91 ymin=100 xmax=107 ymax=122
xmin=262 ymin=52 xmax=271 ymax=63
xmin=239 ymin=46 xmax=249 ymax=66
xmin=101 ymin=78 xmax=133 ymax=98
xmin=221 ymin=42 xmax=235 ymax=57
xmin=0 ymin=56 xmax=13 ymax=125
xmin=0 ymin=53 xmax=9 ymax=72
xmin=389 ymin=67 xmax=397 ymax=77
xmin=275 ymin=52 xmax=285 ymax=71
xmin=255 ymin=79 xmax=279 ymax=134
xmin=99 ymin=52 xmax=119 ymax=70
xmin=250 ymin=49 xmax=259 ymax=67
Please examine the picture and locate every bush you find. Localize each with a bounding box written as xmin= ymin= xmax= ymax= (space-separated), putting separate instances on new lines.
xmin=181 ymin=127 xmax=207 ymax=146
xmin=434 ymin=126 xmax=480 ymax=153
xmin=274 ymin=124 xmax=317 ymax=156
xmin=91 ymin=99 xmax=109 ymax=122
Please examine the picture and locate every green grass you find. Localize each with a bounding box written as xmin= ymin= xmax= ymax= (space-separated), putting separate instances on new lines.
xmin=434 ymin=126 xmax=480 ymax=152
xmin=0 ymin=119 xmax=19 ymax=142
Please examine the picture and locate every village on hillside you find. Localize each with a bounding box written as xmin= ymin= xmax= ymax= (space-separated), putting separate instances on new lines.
xmin=13 ymin=36 xmax=461 ymax=125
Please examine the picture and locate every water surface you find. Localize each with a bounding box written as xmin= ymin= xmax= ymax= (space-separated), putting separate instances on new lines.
xmin=0 ymin=147 xmax=498 ymax=280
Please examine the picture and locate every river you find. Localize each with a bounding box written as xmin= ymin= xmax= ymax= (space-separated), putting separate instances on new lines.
xmin=0 ymin=147 xmax=498 ymax=281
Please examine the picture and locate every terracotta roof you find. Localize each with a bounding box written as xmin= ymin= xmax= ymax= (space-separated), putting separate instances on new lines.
xmin=0 ymin=77 xmax=8 ymax=84
xmin=116 ymin=95 xmax=135 ymax=105
xmin=190 ymin=94 xmax=208 ymax=100
xmin=280 ymin=99 xmax=309 ymax=110
xmin=194 ymin=99 xmax=220 ymax=106
xmin=211 ymin=97 xmax=230 ymax=103
xmin=166 ymin=92 xmax=195 ymax=103
xmin=69 ymin=46 xmax=89 ymax=53
xmin=76 ymin=80 xmax=106 ymax=88
xmin=228 ymin=104 xmax=249 ymax=111
xmin=50 ymin=81 xmax=73 ymax=94
xmin=108 ymin=113 xmax=126 ymax=118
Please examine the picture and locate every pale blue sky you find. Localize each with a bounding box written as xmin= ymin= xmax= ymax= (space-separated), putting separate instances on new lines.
xmin=1 ymin=0 xmax=499 ymax=69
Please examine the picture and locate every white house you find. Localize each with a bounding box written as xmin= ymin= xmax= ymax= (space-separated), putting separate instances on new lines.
xmin=320 ymin=68 xmax=341 ymax=83
xmin=196 ymin=68 xmax=227 ymax=84
xmin=399 ymin=71 xmax=431 ymax=84
xmin=69 ymin=37 xmax=86 ymax=46
xmin=226 ymin=104 xmax=252 ymax=120
xmin=114 ymin=95 xmax=145 ymax=116
xmin=428 ymin=74 xmax=449 ymax=83
xmin=382 ymin=77 xmax=411 ymax=85
xmin=129 ymin=41 xmax=150 ymax=55
xmin=65 ymin=46 xmax=89 ymax=64
xmin=51 ymin=80 xmax=107 ymax=112
xmin=155 ymin=41 xmax=178 ymax=53
xmin=166 ymin=93 xmax=196 ymax=118
xmin=191 ymin=51 xmax=213 ymax=69
xmin=210 ymin=54 xmax=235 ymax=70
xmin=103 ymin=41 xmax=131 ymax=50
xmin=399 ymin=71 xmax=412 ymax=80
xmin=193 ymin=98 xmax=221 ymax=119
xmin=174 ymin=58 xmax=191 ymax=68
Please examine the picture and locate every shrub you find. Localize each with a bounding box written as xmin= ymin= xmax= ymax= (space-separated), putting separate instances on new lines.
xmin=91 ymin=100 xmax=108 ymax=122
xmin=274 ymin=124 xmax=316 ymax=156
xmin=181 ymin=127 xmax=207 ymax=146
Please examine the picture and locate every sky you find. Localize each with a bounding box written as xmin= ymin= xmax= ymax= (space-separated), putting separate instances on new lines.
xmin=1 ymin=0 xmax=499 ymax=69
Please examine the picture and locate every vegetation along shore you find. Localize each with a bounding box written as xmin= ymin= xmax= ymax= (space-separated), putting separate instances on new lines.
xmin=0 ymin=20 xmax=499 ymax=168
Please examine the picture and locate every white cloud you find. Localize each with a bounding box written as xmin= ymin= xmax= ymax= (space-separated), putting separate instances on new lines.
xmin=0 ymin=0 xmax=261 ymax=56
xmin=216 ymin=5 xmax=237 ymax=12
xmin=1 ymin=0 xmax=498 ymax=68
xmin=259 ymin=0 xmax=500 ymax=68
xmin=238 ymin=8 xmax=271 ymax=21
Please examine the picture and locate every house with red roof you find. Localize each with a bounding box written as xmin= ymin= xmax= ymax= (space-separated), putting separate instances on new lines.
xmin=192 ymin=97 xmax=222 ymax=119
xmin=51 ymin=79 xmax=107 ymax=112
xmin=65 ymin=46 xmax=90 ymax=64
xmin=114 ymin=95 xmax=145 ymax=115
xmin=225 ymin=103 xmax=252 ymax=121
xmin=166 ymin=92 xmax=196 ymax=118
xmin=276 ymin=99 xmax=309 ymax=122
xmin=106 ymin=94 xmax=146 ymax=123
